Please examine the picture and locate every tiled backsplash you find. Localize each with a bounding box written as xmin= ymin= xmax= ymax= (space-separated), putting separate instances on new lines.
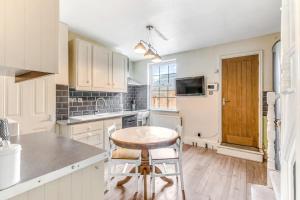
xmin=123 ymin=85 xmax=148 ymax=111
xmin=56 ymin=85 xmax=69 ymax=120
xmin=69 ymin=88 xmax=123 ymax=116
xmin=56 ymin=85 xmax=148 ymax=119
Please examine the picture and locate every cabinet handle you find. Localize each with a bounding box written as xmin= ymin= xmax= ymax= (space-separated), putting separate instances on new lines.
xmin=95 ymin=166 xmax=99 ymax=170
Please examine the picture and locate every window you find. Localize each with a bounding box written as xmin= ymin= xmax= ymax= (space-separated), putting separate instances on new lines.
xmin=149 ymin=60 xmax=176 ymax=110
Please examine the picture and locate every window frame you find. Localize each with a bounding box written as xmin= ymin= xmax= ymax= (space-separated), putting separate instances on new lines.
xmin=148 ymin=60 xmax=177 ymax=111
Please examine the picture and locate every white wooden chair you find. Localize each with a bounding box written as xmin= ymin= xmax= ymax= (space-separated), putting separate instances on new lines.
xmin=107 ymin=124 xmax=141 ymax=191
xmin=149 ymin=125 xmax=184 ymax=194
xmin=137 ymin=111 xmax=150 ymax=126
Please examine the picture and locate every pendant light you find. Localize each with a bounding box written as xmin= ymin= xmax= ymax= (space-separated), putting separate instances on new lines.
xmin=134 ymin=41 xmax=146 ymax=54
xmin=134 ymin=25 xmax=164 ymax=63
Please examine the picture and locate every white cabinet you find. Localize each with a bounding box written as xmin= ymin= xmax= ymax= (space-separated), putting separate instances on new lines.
xmin=55 ymin=23 xmax=69 ymax=85
xmin=3 ymin=75 xmax=55 ymax=134
xmin=69 ymin=38 xmax=127 ymax=92
xmin=0 ymin=0 xmax=5 ymax=67
xmin=0 ymin=0 xmax=58 ymax=73
xmin=60 ymin=121 xmax=105 ymax=149
xmin=69 ymin=39 xmax=92 ymax=90
xmin=58 ymin=117 xmax=122 ymax=150
xmin=92 ymin=45 xmax=111 ymax=91
xmin=9 ymin=162 xmax=104 ymax=200
xmin=112 ymin=52 xmax=128 ymax=92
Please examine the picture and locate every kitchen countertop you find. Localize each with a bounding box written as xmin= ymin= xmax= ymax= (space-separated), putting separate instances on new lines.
xmin=56 ymin=110 xmax=149 ymax=125
xmin=0 ymin=132 xmax=107 ymax=199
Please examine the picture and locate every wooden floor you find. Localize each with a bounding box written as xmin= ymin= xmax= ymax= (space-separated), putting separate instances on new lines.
xmin=104 ymin=145 xmax=267 ymax=200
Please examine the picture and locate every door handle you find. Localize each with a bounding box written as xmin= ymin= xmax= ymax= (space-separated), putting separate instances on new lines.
xmin=274 ymin=119 xmax=281 ymax=127
xmin=222 ymin=98 xmax=231 ymax=105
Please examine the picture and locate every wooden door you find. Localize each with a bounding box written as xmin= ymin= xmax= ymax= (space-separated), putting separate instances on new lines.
xmin=76 ymin=40 xmax=92 ymax=90
xmin=222 ymin=55 xmax=259 ymax=148
xmin=92 ymin=45 xmax=111 ymax=91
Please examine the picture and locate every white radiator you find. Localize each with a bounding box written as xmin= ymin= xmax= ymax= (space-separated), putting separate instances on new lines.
xmin=150 ymin=111 xmax=181 ymax=130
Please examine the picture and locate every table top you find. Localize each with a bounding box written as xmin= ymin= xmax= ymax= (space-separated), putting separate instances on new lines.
xmin=111 ymin=126 xmax=179 ymax=150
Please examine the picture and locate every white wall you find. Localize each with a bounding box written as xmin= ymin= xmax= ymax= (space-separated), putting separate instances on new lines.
xmin=132 ymin=33 xmax=280 ymax=141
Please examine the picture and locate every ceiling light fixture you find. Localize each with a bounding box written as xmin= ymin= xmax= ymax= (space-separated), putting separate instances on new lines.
xmin=134 ymin=25 xmax=166 ymax=63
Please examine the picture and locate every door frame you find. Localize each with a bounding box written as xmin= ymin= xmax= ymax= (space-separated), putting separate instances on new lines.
xmin=218 ymin=50 xmax=263 ymax=150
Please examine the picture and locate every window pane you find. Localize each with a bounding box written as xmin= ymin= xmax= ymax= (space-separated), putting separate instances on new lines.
xmin=151 ymin=97 xmax=159 ymax=109
xmin=159 ymin=98 xmax=168 ymax=109
xmin=152 ymin=75 xmax=159 ymax=87
xmin=160 ymin=64 xmax=168 ymax=75
xmin=169 ymin=63 xmax=176 ymax=74
xmin=168 ymin=98 xmax=176 ymax=110
xmin=159 ymin=90 xmax=168 ymax=97
xmin=151 ymin=90 xmax=159 ymax=98
xmin=168 ymin=90 xmax=176 ymax=98
xmin=168 ymin=74 xmax=176 ymax=90
xmin=152 ymin=64 xmax=159 ymax=76
xmin=159 ymin=76 xmax=168 ymax=90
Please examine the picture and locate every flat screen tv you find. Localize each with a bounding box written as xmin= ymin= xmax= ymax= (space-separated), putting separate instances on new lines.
xmin=176 ymin=76 xmax=205 ymax=96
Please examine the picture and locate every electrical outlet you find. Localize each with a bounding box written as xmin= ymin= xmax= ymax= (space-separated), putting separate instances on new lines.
xmin=77 ymin=98 xmax=83 ymax=103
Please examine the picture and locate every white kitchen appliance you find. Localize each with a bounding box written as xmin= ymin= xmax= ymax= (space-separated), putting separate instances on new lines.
xmin=0 ymin=142 xmax=22 ymax=190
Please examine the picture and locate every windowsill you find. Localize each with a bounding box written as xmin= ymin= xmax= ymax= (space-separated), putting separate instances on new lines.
xmin=150 ymin=109 xmax=179 ymax=113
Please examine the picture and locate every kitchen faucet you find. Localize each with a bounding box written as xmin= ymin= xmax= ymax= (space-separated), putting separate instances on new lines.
xmin=95 ymin=98 xmax=107 ymax=114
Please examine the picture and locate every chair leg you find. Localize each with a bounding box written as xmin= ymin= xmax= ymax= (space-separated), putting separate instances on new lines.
xmin=107 ymin=161 xmax=112 ymax=191
xmin=152 ymin=162 xmax=155 ymax=195
xmin=178 ymin=158 xmax=184 ymax=191
xmin=175 ymin=162 xmax=179 ymax=181
xmin=136 ymin=164 xmax=139 ymax=193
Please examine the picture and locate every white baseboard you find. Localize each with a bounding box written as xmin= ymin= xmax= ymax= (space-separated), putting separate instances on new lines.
xmin=183 ymin=136 xmax=219 ymax=150
xmin=217 ymin=145 xmax=264 ymax=162
xmin=251 ymin=184 xmax=276 ymax=200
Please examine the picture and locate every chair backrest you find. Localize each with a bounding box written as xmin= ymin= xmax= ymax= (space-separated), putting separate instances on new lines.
xmin=142 ymin=111 xmax=150 ymax=126
xmin=107 ymin=124 xmax=117 ymax=154
xmin=174 ymin=125 xmax=183 ymax=151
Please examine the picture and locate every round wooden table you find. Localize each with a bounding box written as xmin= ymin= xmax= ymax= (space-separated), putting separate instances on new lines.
xmin=111 ymin=126 xmax=179 ymax=199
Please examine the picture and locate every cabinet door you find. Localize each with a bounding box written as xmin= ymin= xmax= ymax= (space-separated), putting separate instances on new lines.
xmin=40 ymin=0 xmax=59 ymax=73
xmin=5 ymin=0 xmax=25 ymax=68
xmin=112 ymin=52 xmax=127 ymax=92
xmin=45 ymin=179 xmax=59 ymax=200
xmin=92 ymin=45 xmax=111 ymax=91
xmin=0 ymin=0 xmax=5 ymax=66
xmin=90 ymin=162 xmax=104 ymax=200
xmin=56 ymin=23 xmax=69 ymax=85
xmin=77 ymin=40 xmax=92 ymax=90
xmin=28 ymin=186 xmax=45 ymax=200
xmin=25 ymin=0 xmax=41 ymax=70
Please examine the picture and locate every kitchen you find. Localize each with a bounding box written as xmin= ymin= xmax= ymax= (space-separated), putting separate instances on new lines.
xmin=0 ymin=0 xmax=299 ymax=200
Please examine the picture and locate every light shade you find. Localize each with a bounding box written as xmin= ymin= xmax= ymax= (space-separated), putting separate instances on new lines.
xmin=152 ymin=54 xmax=162 ymax=63
xmin=134 ymin=42 xmax=146 ymax=54
xmin=144 ymin=48 xmax=156 ymax=59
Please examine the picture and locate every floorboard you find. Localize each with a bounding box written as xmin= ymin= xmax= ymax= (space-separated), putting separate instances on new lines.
xmin=104 ymin=145 xmax=267 ymax=200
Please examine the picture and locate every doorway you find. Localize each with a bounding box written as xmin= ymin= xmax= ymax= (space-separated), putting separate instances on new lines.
xmin=221 ymin=55 xmax=259 ymax=148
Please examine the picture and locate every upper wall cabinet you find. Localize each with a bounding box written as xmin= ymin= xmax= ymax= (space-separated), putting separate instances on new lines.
xmin=0 ymin=0 xmax=59 ymax=73
xmin=69 ymin=39 xmax=128 ymax=92
xmin=55 ymin=23 xmax=69 ymax=85
xmin=112 ymin=52 xmax=127 ymax=92
xmin=92 ymin=45 xmax=111 ymax=91
xmin=69 ymin=39 xmax=92 ymax=91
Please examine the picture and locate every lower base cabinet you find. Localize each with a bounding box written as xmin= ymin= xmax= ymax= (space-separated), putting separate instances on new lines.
xmin=9 ymin=161 xmax=104 ymax=200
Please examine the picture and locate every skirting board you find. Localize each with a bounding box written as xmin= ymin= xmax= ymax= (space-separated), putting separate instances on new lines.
xmin=217 ymin=145 xmax=264 ymax=162
xmin=183 ymin=136 xmax=219 ymax=150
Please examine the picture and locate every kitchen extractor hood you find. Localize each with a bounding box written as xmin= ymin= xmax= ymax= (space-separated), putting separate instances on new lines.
xmin=127 ymin=77 xmax=142 ymax=86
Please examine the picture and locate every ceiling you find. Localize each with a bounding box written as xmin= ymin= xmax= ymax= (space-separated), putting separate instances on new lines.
xmin=60 ymin=0 xmax=281 ymax=61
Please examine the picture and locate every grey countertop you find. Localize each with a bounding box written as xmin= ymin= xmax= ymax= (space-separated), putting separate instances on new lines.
xmin=56 ymin=110 xmax=149 ymax=125
xmin=10 ymin=132 xmax=106 ymax=186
